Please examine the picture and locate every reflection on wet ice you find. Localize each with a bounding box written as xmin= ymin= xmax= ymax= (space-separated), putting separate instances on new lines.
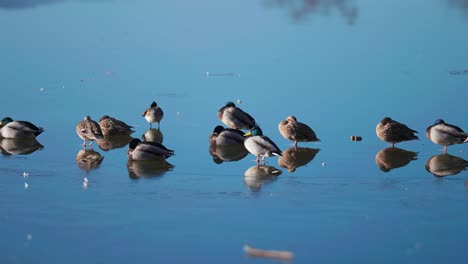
xmin=425 ymin=153 xmax=468 ymax=177
xmin=375 ymin=147 xmax=418 ymax=172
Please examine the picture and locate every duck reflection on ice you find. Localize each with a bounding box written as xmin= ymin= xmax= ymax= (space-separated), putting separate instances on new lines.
xmin=142 ymin=128 xmax=163 ymax=144
xmin=75 ymin=148 xmax=104 ymax=171
xmin=209 ymin=143 xmax=249 ymax=164
xmin=425 ymin=153 xmax=468 ymax=177
xmin=96 ymin=134 xmax=133 ymax=151
xmin=244 ymin=165 xmax=282 ymax=191
xmin=0 ymin=138 xmax=44 ymax=156
xmin=127 ymin=159 xmax=174 ymax=179
xmin=277 ymin=147 xmax=320 ymax=172
xmin=375 ymin=147 xmax=418 ymax=172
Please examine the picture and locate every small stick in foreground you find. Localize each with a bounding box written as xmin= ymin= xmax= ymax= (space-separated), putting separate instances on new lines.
xmin=243 ymin=245 xmax=294 ymax=261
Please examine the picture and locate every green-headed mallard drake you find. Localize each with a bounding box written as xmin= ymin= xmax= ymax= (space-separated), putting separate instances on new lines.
xmin=217 ymin=102 xmax=257 ymax=130
xmin=76 ymin=116 xmax=104 ymax=147
xmin=426 ymin=119 xmax=467 ymax=153
xmin=142 ymin=101 xmax=164 ymax=128
xmin=0 ymin=117 xmax=44 ymax=139
xmin=209 ymin=125 xmax=245 ymax=146
xmin=127 ymin=138 xmax=174 ymax=161
xmin=278 ymin=116 xmax=319 ymax=148
xmin=376 ymin=117 xmax=418 ymax=147
xmin=244 ymin=126 xmax=282 ymax=165
xmin=98 ymin=115 xmax=134 ymax=136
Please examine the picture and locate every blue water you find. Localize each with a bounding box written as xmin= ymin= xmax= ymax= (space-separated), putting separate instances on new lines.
xmin=1 ymin=0 xmax=468 ymax=263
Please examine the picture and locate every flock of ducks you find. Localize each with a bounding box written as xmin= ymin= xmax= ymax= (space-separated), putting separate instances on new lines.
xmin=0 ymin=101 xmax=467 ymax=177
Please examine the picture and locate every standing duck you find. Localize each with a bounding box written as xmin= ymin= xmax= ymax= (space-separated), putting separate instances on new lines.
xmin=244 ymin=126 xmax=282 ymax=165
xmin=98 ymin=115 xmax=134 ymax=136
xmin=127 ymin=138 xmax=174 ymax=161
xmin=0 ymin=117 xmax=44 ymax=139
xmin=217 ymin=102 xmax=257 ymax=130
xmin=76 ymin=116 xmax=103 ymax=147
xmin=426 ymin=119 xmax=467 ymax=153
xmin=142 ymin=101 xmax=164 ymax=128
xmin=376 ymin=117 xmax=418 ymax=147
xmin=278 ymin=116 xmax=319 ymax=148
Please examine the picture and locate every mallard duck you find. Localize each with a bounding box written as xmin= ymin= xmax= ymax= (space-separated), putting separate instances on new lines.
xmin=426 ymin=119 xmax=467 ymax=153
xmin=244 ymin=126 xmax=282 ymax=165
xmin=76 ymin=116 xmax=104 ymax=147
xmin=98 ymin=115 xmax=134 ymax=136
xmin=376 ymin=117 xmax=418 ymax=147
xmin=127 ymin=138 xmax=174 ymax=161
xmin=217 ymin=102 xmax=257 ymax=130
xmin=278 ymin=116 xmax=319 ymax=148
xmin=0 ymin=117 xmax=44 ymax=139
xmin=209 ymin=125 xmax=245 ymax=146
xmin=142 ymin=101 xmax=164 ymax=128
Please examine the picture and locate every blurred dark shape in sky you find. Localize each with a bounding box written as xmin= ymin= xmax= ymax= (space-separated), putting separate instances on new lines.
xmin=447 ymin=0 xmax=468 ymax=15
xmin=263 ymin=0 xmax=358 ymax=25
xmin=0 ymin=0 xmax=62 ymax=9
xmin=0 ymin=0 xmax=108 ymax=9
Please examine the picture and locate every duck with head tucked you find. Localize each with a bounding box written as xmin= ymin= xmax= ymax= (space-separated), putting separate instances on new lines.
xmin=76 ymin=116 xmax=103 ymax=147
xmin=209 ymin=125 xmax=245 ymax=146
xmin=426 ymin=119 xmax=467 ymax=153
xmin=99 ymin=115 xmax=134 ymax=136
xmin=244 ymin=126 xmax=282 ymax=165
xmin=217 ymin=102 xmax=257 ymax=130
xmin=376 ymin=117 xmax=418 ymax=147
xmin=278 ymin=116 xmax=319 ymax=148
xmin=0 ymin=117 xmax=44 ymax=139
xmin=142 ymin=101 xmax=164 ymax=128
xmin=127 ymin=138 xmax=174 ymax=161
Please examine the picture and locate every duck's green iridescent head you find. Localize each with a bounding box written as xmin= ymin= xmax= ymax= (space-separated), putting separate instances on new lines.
xmin=213 ymin=125 xmax=225 ymax=134
xmin=225 ymin=102 xmax=236 ymax=108
xmin=129 ymin=138 xmax=142 ymax=150
xmin=244 ymin=126 xmax=263 ymax=137
xmin=0 ymin=117 xmax=13 ymax=126
xmin=434 ymin=119 xmax=445 ymax=125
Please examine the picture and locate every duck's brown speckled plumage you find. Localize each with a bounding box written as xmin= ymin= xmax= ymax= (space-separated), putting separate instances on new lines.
xmin=278 ymin=116 xmax=319 ymax=147
xmin=98 ymin=115 xmax=134 ymax=136
xmin=142 ymin=101 xmax=164 ymax=128
xmin=217 ymin=102 xmax=256 ymax=130
xmin=76 ymin=116 xmax=103 ymax=146
xmin=376 ymin=117 xmax=418 ymax=147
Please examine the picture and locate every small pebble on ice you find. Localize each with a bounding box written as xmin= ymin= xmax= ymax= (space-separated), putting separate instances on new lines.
xmin=321 ymin=162 xmax=326 ymax=167
xmin=39 ymin=87 xmax=45 ymax=92
xmin=23 ymin=172 xmax=29 ymax=178
xmin=24 ymin=182 xmax=29 ymax=189
xmin=237 ymin=99 xmax=242 ymax=104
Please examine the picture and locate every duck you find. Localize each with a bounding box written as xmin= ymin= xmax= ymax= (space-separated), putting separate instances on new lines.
xmin=426 ymin=119 xmax=467 ymax=153
xmin=278 ymin=116 xmax=319 ymax=148
xmin=98 ymin=115 xmax=134 ymax=136
xmin=127 ymin=138 xmax=174 ymax=161
xmin=376 ymin=117 xmax=418 ymax=147
xmin=0 ymin=117 xmax=44 ymax=139
xmin=209 ymin=125 xmax=245 ymax=146
xmin=142 ymin=101 xmax=164 ymax=128
xmin=76 ymin=116 xmax=104 ymax=147
xmin=244 ymin=126 xmax=282 ymax=165
xmin=217 ymin=102 xmax=257 ymax=130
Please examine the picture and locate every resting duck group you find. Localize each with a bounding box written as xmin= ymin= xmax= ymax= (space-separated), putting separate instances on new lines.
xmin=1 ymin=101 xmax=466 ymax=165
